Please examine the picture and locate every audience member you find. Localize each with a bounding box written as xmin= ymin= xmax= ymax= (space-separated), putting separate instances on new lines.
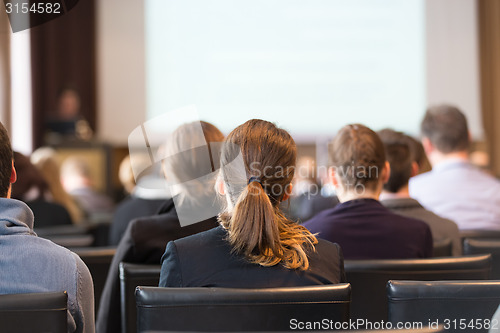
xmin=108 ymin=155 xmax=170 ymax=245
xmin=45 ymin=88 xmax=93 ymax=143
xmin=97 ymin=121 xmax=222 ymax=333
xmin=285 ymin=156 xmax=339 ymax=222
xmin=378 ymin=129 xmax=461 ymax=256
xmin=409 ymin=105 xmax=500 ymax=230
xmin=61 ymin=156 xmax=114 ymax=222
xmin=407 ymin=135 xmax=432 ymax=174
xmin=159 ymin=119 xmax=346 ymax=288
xmin=0 ymin=122 xmax=94 ymax=333
xmin=303 ymin=124 xmax=433 ymax=259
xmin=30 ymin=147 xmax=84 ymax=224
xmin=111 ymin=154 xmax=169 ymax=240
xmin=11 ymin=151 xmax=73 ymax=227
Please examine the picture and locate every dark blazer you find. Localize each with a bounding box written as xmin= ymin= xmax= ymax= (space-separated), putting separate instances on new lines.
xmin=27 ymin=200 xmax=73 ymax=227
xmin=108 ymin=196 xmax=166 ymax=245
xmin=159 ymin=226 xmax=346 ymax=288
xmin=303 ymin=198 xmax=433 ymax=260
xmin=96 ymin=199 xmax=219 ymax=333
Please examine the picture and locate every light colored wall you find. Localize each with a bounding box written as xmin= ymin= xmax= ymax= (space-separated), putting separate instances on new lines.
xmin=426 ymin=0 xmax=483 ymax=139
xmin=96 ymin=0 xmax=146 ymax=145
xmin=0 ymin=10 xmax=10 ymax=131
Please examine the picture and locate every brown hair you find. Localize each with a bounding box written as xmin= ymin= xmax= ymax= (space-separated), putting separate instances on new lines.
xmin=406 ymin=135 xmax=432 ymax=174
xmin=421 ymin=104 xmax=469 ymax=154
xmin=377 ymin=129 xmax=412 ymax=193
xmin=162 ymin=121 xmax=224 ymax=203
xmin=219 ymin=119 xmax=317 ymax=270
xmin=0 ymin=122 xmax=13 ymax=197
xmin=31 ymin=147 xmax=84 ymax=224
xmin=330 ymin=124 xmax=386 ymax=192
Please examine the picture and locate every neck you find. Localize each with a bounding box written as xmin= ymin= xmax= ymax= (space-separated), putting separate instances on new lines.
xmin=380 ymin=185 xmax=410 ymax=200
xmin=429 ymin=151 xmax=469 ymax=167
xmin=337 ymin=189 xmax=380 ymax=203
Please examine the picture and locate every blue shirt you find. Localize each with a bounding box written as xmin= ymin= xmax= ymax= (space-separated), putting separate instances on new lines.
xmin=303 ymin=198 xmax=433 ymax=259
xmin=409 ymin=159 xmax=500 ymax=230
xmin=0 ymin=198 xmax=94 ymax=333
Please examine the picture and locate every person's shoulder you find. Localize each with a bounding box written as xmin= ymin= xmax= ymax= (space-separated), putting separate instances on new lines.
xmin=174 ymin=226 xmax=224 ymax=247
xmin=315 ymin=238 xmax=342 ymax=255
xmin=302 ymin=206 xmax=337 ymax=227
xmin=409 ymin=170 xmax=435 ymax=189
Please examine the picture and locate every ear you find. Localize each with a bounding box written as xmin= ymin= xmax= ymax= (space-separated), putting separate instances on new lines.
xmin=215 ymin=174 xmax=225 ymax=195
xmin=10 ymin=161 xmax=16 ymax=184
xmin=282 ymin=183 xmax=293 ymax=202
xmin=381 ymin=161 xmax=390 ymax=184
xmin=422 ymin=137 xmax=434 ymax=155
xmin=329 ymin=166 xmax=340 ymax=188
xmin=410 ymin=161 xmax=419 ymax=177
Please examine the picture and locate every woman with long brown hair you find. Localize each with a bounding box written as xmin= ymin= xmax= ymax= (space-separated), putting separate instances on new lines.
xmin=159 ymin=119 xmax=345 ymax=287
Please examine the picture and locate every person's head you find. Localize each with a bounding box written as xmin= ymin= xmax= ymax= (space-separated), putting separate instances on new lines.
xmin=218 ymin=119 xmax=317 ymax=270
xmin=421 ymin=104 xmax=470 ymax=155
xmin=406 ymin=135 xmax=432 ymax=174
xmin=57 ymin=88 xmax=81 ymax=120
xmin=377 ymin=129 xmax=414 ymax=193
xmin=162 ymin=121 xmax=224 ymax=202
xmin=0 ymin=123 xmax=15 ymax=198
xmin=60 ymin=156 xmax=93 ymax=191
xmin=11 ymin=152 xmax=47 ymax=201
xmin=329 ymin=124 xmax=389 ymax=201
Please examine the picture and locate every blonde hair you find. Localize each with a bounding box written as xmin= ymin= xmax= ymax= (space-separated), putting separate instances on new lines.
xmin=219 ymin=119 xmax=317 ymax=270
xmin=31 ymin=148 xmax=84 ymax=224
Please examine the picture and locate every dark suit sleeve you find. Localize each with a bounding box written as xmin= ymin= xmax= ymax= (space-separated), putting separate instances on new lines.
xmin=424 ymin=225 xmax=433 ymax=258
xmin=159 ymin=241 xmax=183 ymax=287
xmin=336 ymin=243 xmax=347 ymax=283
xmin=96 ymin=222 xmax=135 ymax=333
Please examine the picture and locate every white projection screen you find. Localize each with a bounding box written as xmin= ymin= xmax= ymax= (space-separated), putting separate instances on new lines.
xmin=143 ymin=0 xmax=481 ymax=141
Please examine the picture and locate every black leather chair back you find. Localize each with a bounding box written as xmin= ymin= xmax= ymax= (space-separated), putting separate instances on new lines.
xmin=0 ymin=291 xmax=67 ymax=333
xmin=345 ymin=254 xmax=491 ymax=322
xmin=119 ymin=262 xmax=161 ymax=333
xmin=463 ymin=238 xmax=500 ymax=279
xmin=460 ymin=229 xmax=500 ymax=243
xmin=74 ymin=247 xmax=116 ymax=316
xmin=432 ymin=238 xmax=452 ymax=257
xmin=135 ymin=284 xmax=351 ymax=332
xmin=388 ymin=280 xmax=500 ymax=333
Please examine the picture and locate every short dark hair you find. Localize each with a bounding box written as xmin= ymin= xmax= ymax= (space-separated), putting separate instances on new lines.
xmin=377 ymin=129 xmax=412 ymax=193
xmin=0 ymin=122 xmax=13 ymax=197
xmin=421 ymin=105 xmax=469 ymax=153
xmin=330 ymin=124 xmax=386 ymax=192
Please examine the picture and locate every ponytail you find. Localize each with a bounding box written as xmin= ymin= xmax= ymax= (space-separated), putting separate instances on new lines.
xmin=220 ymin=180 xmax=318 ymax=270
xmin=219 ymin=119 xmax=318 ymax=271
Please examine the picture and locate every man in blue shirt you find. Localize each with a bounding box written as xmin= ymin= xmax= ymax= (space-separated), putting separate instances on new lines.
xmin=0 ymin=122 xmax=94 ymax=333
xmin=409 ymin=104 xmax=500 ymax=230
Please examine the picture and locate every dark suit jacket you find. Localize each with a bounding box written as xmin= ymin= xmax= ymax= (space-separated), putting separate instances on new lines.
xmin=108 ymin=196 xmax=166 ymax=245
xmin=96 ymin=199 xmax=219 ymax=333
xmin=159 ymin=226 xmax=346 ymax=288
xmin=303 ymin=198 xmax=433 ymax=260
xmin=27 ymin=200 xmax=73 ymax=227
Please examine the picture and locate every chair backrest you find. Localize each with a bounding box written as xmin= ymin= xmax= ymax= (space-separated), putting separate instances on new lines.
xmin=0 ymin=291 xmax=68 ymax=333
xmin=74 ymin=247 xmax=116 ymax=315
xmin=135 ymin=284 xmax=351 ymax=332
xmin=463 ymin=238 xmax=500 ymax=279
xmin=119 ymin=262 xmax=161 ymax=333
xmin=460 ymin=230 xmax=500 ymax=242
xmin=432 ymin=238 xmax=452 ymax=257
xmin=345 ymin=254 xmax=491 ymax=322
xmin=387 ymin=280 xmax=500 ymax=332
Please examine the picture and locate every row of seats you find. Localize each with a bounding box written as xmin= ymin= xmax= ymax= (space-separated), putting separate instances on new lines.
xmin=4 ymin=279 xmax=498 ymax=333
xmin=120 ymin=254 xmax=492 ymax=333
